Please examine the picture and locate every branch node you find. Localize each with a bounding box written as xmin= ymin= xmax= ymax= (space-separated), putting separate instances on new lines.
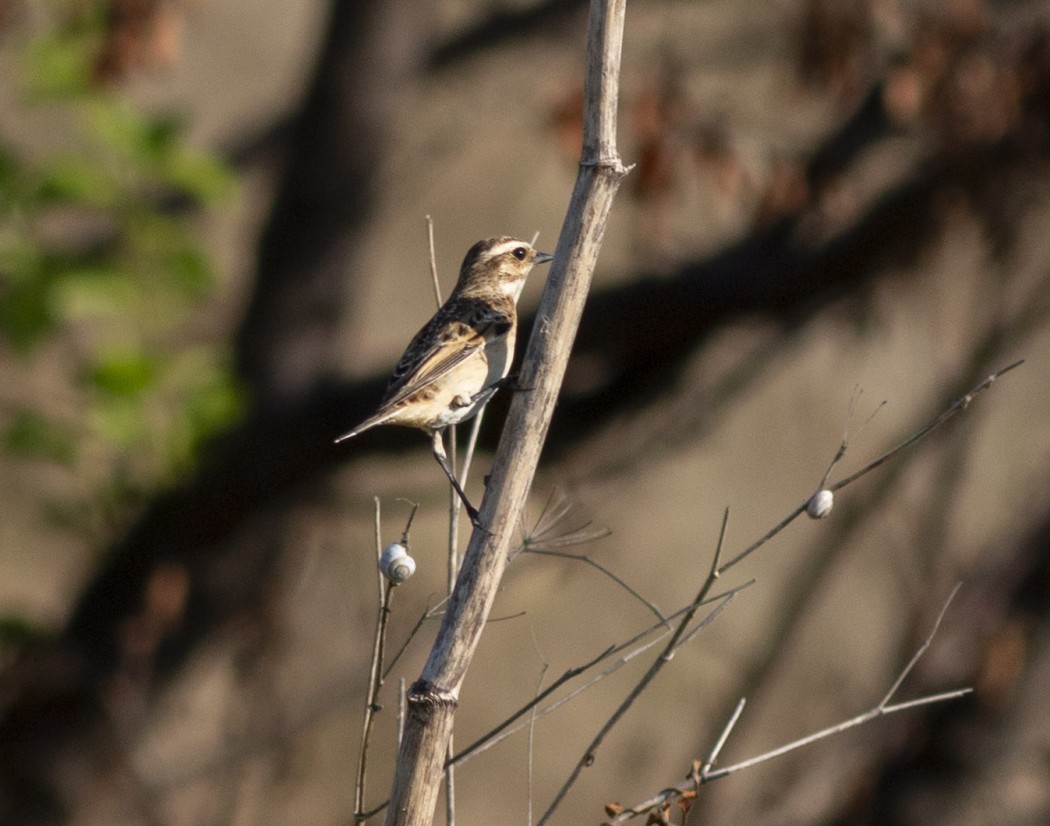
xmin=408 ymin=680 xmax=459 ymax=713
xmin=580 ymin=155 xmax=631 ymax=177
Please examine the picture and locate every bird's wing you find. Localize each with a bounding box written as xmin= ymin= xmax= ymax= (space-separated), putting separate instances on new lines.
xmin=379 ymin=299 xmax=513 ymax=410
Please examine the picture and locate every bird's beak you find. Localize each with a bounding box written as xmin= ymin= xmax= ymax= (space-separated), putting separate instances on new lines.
xmin=535 ymin=252 xmax=554 ymax=265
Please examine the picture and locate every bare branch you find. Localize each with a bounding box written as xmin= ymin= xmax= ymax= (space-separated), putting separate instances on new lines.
xmin=700 ymin=697 xmax=745 ymax=777
xmin=520 ymin=488 xmax=612 ymax=552
xmin=708 ymin=507 xmax=729 ymax=582
xmin=541 ymin=361 xmax=1018 ymax=821
xmin=425 ymin=216 xmax=442 ymax=306
xmin=604 ymin=587 xmax=972 ymax=824
xmin=537 ymin=516 xmax=742 ymax=824
xmin=817 ymin=387 xmax=884 ymax=489
xmin=877 ymin=581 xmax=960 ymax=708
xmin=384 ymin=1 xmax=630 ymax=820
xmin=717 ymin=360 xmax=1023 ymax=574
xmin=355 ymin=503 xmax=416 ymax=821
xmin=702 ymin=690 xmax=972 ymax=783
xmin=527 ymin=665 xmax=549 ymax=826
xmin=828 ymin=361 xmax=1023 ymax=493
xmin=398 ymin=678 xmax=406 ymax=747
xmin=382 ymin=598 xmax=446 ymax=682
xmin=450 ymin=582 xmax=749 ymax=770
xmin=524 ymin=548 xmax=664 ymax=623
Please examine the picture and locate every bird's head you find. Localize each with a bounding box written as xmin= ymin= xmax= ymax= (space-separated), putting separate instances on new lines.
xmin=455 ymin=236 xmax=554 ymax=301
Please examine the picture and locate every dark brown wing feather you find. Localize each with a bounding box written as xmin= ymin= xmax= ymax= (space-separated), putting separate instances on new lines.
xmin=379 ymin=296 xmax=513 ymax=410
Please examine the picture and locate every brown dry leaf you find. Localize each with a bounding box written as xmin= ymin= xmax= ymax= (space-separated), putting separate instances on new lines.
xmin=975 ymin=616 xmax=1028 ymax=707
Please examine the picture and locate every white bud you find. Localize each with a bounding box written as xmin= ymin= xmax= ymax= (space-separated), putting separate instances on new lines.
xmin=806 ymin=489 xmax=834 ymax=519
xmin=379 ymin=543 xmax=416 ymax=583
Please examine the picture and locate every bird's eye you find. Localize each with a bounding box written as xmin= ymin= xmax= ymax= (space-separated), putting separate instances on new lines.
xmin=512 ymin=247 xmax=527 ymax=261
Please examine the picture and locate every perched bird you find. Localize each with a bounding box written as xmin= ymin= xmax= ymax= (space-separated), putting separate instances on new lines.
xmin=335 ymin=236 xmax=554 ymax=526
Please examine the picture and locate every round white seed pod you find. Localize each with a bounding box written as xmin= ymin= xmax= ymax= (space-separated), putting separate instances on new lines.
xmin=806 ymin=489 xmax=834 ymax=519
xmin=379 ymin=542 xmax=416 ymax=583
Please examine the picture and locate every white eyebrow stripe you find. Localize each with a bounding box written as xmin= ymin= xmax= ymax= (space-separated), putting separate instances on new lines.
xmin=485 ymin=239 xmax=529 ymax=259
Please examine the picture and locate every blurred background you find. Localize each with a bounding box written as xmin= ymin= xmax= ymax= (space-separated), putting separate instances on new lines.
xmin=2 ymin=0 xmax=1050 ymax=823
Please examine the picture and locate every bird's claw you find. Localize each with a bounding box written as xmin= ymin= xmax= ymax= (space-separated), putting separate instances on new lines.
xmin=500 ymin=372 xmax=533 ymax=392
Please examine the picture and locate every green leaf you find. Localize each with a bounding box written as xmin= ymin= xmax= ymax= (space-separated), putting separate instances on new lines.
xmin=186 ymin=371 xmax=243 ymax=442
xmin=85 ymin=97 xmax=155 ymax=165
xmin=0 ymin=145 xmax=23 ymax=205
xmin=52 ymin=266 xmax=138 ymax=320
xmin=37 ymin=153 xmax=119 ymax=206
xmin=24 ymin=31 xmax=96 ymax=100
xmin=88 ymin=394 xmax=145 ymax=450
xmin=0 ymin=615 xmax=51 ymax=650
xmin=158 ymin=350 xmax=243 ymax=472
xmin=164 ymin=245 xmax=213 ymax=296
xmin=90 ymin=351 xmax=159 ymax=396
xmin=163 ymin=148 xmax=234 ymax=203
xmin=0 ymin=273 xmax=55 ymax=351
xmin=2 ymin=410 xmax=77 ymax=463
xmin=1 ymin=2 xmax=240 ymax=515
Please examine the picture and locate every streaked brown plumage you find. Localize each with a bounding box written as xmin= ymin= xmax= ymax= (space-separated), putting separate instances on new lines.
xmin=335 ymin=236 xmax=553 ymax=525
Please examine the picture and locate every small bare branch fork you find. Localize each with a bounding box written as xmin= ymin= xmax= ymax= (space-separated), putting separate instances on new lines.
xmin=602 ymin=584 xmax=971 ymax=824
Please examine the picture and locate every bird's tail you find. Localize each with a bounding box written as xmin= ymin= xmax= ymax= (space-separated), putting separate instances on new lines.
xmin=333 ymin=409 xmax=394 ymax=444
xmin=333 ymin=427 xmax=362 ymax=444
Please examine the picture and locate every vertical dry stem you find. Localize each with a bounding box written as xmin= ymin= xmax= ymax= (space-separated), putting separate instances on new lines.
xmin=384 ymin=1 xmax=630 ymax=823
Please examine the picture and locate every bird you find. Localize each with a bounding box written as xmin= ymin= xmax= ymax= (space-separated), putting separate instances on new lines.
xmin=335 ymin=236 xmax=554 ymax=527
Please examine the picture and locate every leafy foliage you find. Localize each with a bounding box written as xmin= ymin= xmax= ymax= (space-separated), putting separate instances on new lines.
xmin=0 ymin=2 xmax=242 ymax=536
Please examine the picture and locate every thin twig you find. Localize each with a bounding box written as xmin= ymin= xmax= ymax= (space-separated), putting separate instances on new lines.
xmin=424 ymin=222 xmax=463 ymax=826
xmin=701 ymin=697 xmax=744 ymax=777
xmin=527 ymin=665 xmax=549 ymax=826
xmin=548 ymin=363 xmax=1020 ymax=821
xmin=449 ymin=581 xmax=751 ymax=769
xmin=445 ymin=734 xmax=455 ymax=826
xmin=422 ymin=217 xmax=469 ymax=586
xmin=445 ymin=409 xmax=488 ymax=582
xmin=604 ymin=586 xmax=972 ymax=823
xmin=460 ymin=627 xmax=667 ymax=768
xmin=458 ymin=410 xmax=486 ymax=504
xmin=360 ymin=585 xmax=751 ymax=821
xmin=877 ymin=581 xmax=961 ymax=708
xmin=519 ymin=488 xmax=612 ymax=552
xmin=718 ymin=360 xmax=1024 ymax=574
xmin=426 ymin=215 xmax=442 ymax=306
xmin=523 ymin=548 xmax=665 ymax=623
xmin=397 ymin=501 xmax=420 ymax=546
xmin=382 ymin=599 xmax=526 ymax=687
xmin=708 ymin=508 xmax=729 ymax=582
xmin=355 ymin=503 xmax=422 ymax=821
xmin=398 ymin=678 xmax=406 ymax=748
xmin=538 ymin=516 xmax=738 ymax=824
xmin=817 ymin=387 xmax=884 ymax=489
xmin=355 ymin=501 xmax=398 ymax=821
xmin=382 ymin=597 xmax=448 ymax=681
xmin=828 ymin=361 xmax=1023 ymax=493
xmin=517 ymin=490 xmax=656 ymax=617
xmin=706 ymin=692 xmax=973 ymax=779
xmin=448 ymin=419 xmax=462 ymax=579
xmin=374 ymin=498 xmax=384 ymax=603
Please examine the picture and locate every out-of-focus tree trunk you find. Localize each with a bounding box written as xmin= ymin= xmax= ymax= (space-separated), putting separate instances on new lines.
xmin=236 ymin=0 xmax=424 ymax=408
